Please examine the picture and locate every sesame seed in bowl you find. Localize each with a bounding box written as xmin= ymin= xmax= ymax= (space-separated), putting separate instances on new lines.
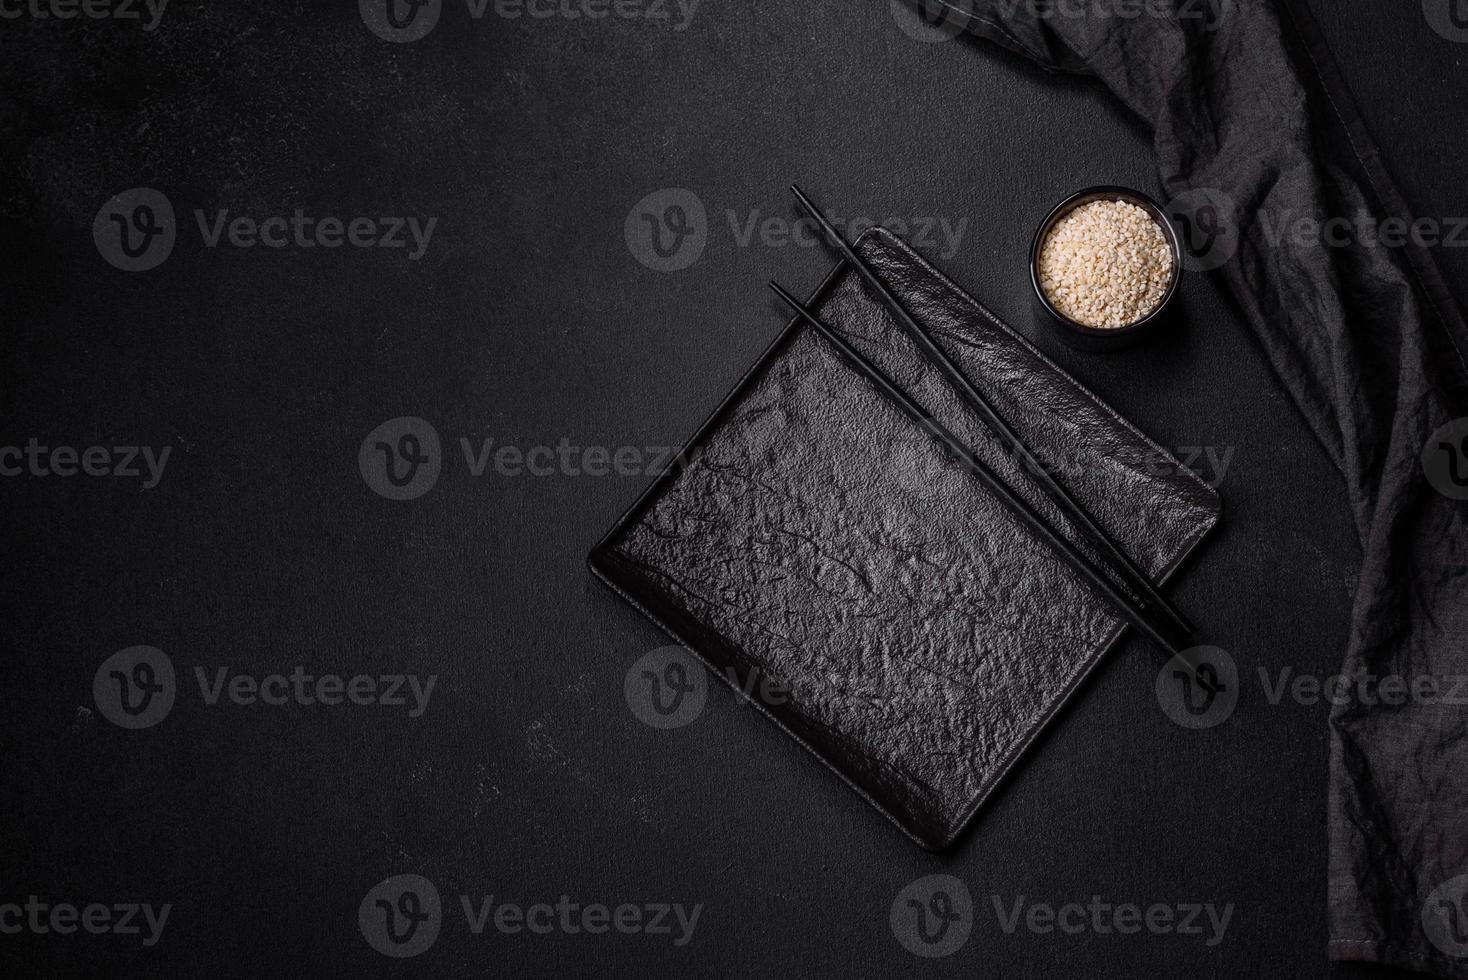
xmin=1029 ymin=187 xmax=1184 ymax=351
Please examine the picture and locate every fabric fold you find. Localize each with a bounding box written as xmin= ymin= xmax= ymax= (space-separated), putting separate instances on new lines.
xmin=916 ymin=0 xmax=1468 ymax=973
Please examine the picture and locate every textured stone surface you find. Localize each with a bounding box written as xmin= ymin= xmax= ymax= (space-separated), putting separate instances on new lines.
xmin=594 ymin=230 xmax=1220 ymax=848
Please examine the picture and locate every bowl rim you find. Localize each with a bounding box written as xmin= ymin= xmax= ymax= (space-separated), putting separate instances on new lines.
xmin=1029 ymin=184 xmax=1183 ymax=338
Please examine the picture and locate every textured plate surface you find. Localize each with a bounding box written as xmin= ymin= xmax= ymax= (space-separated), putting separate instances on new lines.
xmin=591 ymin=229 xmax=1221 ymax=849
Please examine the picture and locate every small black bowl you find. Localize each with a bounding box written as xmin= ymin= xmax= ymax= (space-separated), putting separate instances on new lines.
xmin=1029 ymin=185 xmax=1182 ymax=352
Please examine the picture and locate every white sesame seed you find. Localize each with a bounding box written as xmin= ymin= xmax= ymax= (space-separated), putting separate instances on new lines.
xmin=1037 ymin=199 xmax=1174 ymax=329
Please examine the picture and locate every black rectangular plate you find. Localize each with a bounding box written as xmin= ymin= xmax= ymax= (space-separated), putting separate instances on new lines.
xmin=591 ymin=229 xmax=1220 ymax=849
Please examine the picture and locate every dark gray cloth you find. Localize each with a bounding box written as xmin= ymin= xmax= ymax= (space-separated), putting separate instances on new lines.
xmin=916 ymin=0 xmax=1468 ymax=973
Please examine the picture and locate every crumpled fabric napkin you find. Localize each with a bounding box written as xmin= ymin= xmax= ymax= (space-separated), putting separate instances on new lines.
xmin=910 ymin=0 xmax=1468 ymax=973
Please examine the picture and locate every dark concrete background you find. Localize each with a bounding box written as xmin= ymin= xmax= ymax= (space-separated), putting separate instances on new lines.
xmin=1 ymin=1 xmax=1462 ymax=976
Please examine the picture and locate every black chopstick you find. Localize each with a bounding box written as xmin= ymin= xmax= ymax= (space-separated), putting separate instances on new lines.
xmin=768 ymin=280 xmax=1219 ymax=694
xmin=790 ymin=184 xmax=1196 ymax=642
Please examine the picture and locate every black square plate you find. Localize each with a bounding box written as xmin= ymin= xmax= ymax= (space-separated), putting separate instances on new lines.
xmin=591 ymin=229 xmax=1220 ymax=849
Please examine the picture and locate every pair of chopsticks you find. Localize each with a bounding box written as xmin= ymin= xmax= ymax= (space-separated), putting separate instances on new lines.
xmin=770 ymin=186 xmax=1216 ymax=692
